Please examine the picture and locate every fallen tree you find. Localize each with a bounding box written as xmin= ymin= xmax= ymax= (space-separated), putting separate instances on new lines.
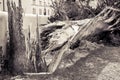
xmin=40 ymin=6 xmax=120 ymax=73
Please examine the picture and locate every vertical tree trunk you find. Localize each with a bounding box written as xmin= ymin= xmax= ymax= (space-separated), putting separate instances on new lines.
xmin=7 ymin=0 xmax=34 ymax=74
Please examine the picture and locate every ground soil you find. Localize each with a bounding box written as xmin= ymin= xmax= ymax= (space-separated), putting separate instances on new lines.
xmin=5 ymin=42 xmax=120 ymax=80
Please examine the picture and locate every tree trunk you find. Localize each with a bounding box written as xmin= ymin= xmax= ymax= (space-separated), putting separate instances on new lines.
xmin=7 ymin=0 xmax=34 ymax=74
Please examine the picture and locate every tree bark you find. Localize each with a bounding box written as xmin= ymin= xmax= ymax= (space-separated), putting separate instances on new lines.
xmin=7 ymin=0 xmax=34 ymax=74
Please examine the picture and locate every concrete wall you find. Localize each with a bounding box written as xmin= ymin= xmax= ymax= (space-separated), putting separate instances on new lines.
xmin=0 ymin=0 xmax=4 ymax=11
xmin=0 ymin=11 xmax=49 ymax=56
xmin=0 ymin=11 xmax=7 ymax=56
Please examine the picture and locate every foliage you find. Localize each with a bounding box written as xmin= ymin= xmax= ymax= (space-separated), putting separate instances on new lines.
xmin=49 ymin=0 xmax=120 ymax=22
xmin=49 ymin=0 xmax=95 ymax=22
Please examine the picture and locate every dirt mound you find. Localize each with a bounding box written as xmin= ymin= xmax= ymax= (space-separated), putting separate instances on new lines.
xmin=59 ymin=40 xmax=104 ymax=69
xmin=12 ymin=45 xmax=120 ymax=80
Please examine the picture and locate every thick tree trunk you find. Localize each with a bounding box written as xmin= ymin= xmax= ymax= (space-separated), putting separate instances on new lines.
xmin=7 ymin=0 xmax=34 ymax=74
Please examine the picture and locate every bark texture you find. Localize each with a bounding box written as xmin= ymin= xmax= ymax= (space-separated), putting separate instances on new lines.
xmin=7 ymin=0 xmax=34 ymax=74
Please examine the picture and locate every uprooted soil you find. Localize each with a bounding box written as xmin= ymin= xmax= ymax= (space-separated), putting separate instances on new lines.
xmin=5 ymin=40 xmax=120 ymax=80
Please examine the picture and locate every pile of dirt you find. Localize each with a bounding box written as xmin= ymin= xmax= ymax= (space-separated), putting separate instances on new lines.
xmin=9 ymin=43 xmax=120 ymax=80
xmin=59 ymin=40 xmax=104 ymax=69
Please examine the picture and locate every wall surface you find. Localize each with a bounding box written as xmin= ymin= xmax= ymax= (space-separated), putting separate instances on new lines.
xmin=0 ymin=11 xmax=7 ymax=56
